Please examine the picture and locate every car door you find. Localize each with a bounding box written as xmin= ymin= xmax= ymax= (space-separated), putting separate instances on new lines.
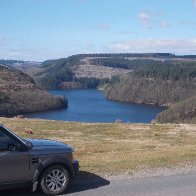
xmin=0 ymin=130 xmax=30 ymax=184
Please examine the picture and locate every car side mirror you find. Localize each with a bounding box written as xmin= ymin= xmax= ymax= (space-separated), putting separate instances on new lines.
xmin=7 ymin=143 xmax=21 ymax=151
xmin=7 ymin=144 xmax=16 ymax=151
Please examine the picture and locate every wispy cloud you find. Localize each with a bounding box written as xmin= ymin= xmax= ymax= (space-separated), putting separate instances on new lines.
xmin=179 ymin=20 xmax=196 ymax=27
xmin=0 ymin=36 xmax=10 ymax=45
xmin=0 ymin=48 xmax=71 ymax=61
xmin=138 ymin=12 xmax=150 ymax=28
xmin=117 ymin=30 xmax=136 ymax=35
xmin=97 ymin=23 xmax=110 ymax=31
xmin=194 ymin=0 xmax=196 ymax=7
xmin=160 ymin=21 xmax=170 ymax=28
xmin=109 ymin=39 xmax=196 ymax=54
xmin=138 ymin=10 xmax=171 ymax=29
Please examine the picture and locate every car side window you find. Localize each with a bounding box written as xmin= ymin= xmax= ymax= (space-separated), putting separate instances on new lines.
xmin=0 ymin=129 xmax=13 ymax=151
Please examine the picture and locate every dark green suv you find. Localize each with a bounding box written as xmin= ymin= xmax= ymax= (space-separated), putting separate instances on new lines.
xmin=0 ymin=124 xmax=79 ymax=195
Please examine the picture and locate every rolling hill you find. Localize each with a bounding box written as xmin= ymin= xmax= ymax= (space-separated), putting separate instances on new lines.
xmin=0 ymin=64 xmax=67 ymax=116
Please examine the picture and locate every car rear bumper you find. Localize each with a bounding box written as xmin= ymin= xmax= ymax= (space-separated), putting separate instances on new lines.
xmin=72 ymin=160 xmax=79 ymax=176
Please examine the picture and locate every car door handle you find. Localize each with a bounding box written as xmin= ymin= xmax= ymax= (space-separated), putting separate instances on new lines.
xmin=32 ymin=157 xmax=40 ymax=164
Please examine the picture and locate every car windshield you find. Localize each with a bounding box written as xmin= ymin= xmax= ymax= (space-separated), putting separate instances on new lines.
xmin=1 ymin=125 xmax=26 ymax=146
xmin=23 ymin=139 xmax=33 ymax=149
xmin=0 ymin=129 xmax=13 ymax=150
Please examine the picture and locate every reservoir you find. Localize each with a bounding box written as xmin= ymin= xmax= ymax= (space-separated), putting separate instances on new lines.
xmin=25 ymin=89 xmax=166 ymax=123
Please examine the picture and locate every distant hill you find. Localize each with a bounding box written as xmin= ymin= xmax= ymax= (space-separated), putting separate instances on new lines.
xmin=0 ymin=59 xmax=41 ymax=70
xmin=17 ymin=53 xmax=196 ymax=89
xmin=0 ymin=64 xmax=67 ymax=116
xmin=28 ymin=54 xmax=134 ymax=89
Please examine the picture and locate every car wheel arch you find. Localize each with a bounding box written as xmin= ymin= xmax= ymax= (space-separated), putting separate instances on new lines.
xmin=38 ymin=163 xmax=71 ymax=181
xmin=32 ymin=156 xmax=72 ymax=188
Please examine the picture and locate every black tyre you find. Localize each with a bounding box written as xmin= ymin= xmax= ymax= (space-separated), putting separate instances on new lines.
xmin=40 ymin=165 xmax=70 ymax=195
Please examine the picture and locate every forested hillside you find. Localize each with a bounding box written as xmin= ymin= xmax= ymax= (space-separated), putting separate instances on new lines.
xmin=0 ymin=64 xmax=67 ymax=116
xmin=104 ymin=60 xmax=196 ymax=123
xmin=36 ymin=55 xmax=134 ymax=89
xmin=104 ymin=76 xmax=195 ymax=106
xmin=156 ymin=96 xmax=196 ymax=123
xmin=6 ymin=53 xmax=195 ymax=90
xmin=133 ymin=60 xmax=196 ymax=81
xmin=31 ymin=53 xmax=192 ymax=89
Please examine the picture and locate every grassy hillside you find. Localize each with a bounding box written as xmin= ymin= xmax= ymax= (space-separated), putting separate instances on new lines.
xmin=0 ymin=118 xmax=196 ymax=175
xmin=0 ymin=64 xmax=67 ymax=116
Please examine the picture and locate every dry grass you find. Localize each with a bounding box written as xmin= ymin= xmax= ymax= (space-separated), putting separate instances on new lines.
xmin=0 ymin=117 xmax=196 ymax=175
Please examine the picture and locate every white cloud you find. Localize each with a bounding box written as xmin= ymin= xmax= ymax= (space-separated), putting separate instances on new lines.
xmin=109 ymin=39 xmax=196 ymax=54
xmin=138 ymin=12 xmax=150 ymax=27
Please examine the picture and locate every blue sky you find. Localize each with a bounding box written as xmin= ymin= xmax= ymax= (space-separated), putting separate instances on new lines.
xmin=0 ymin=0 xmax=196 ymax=61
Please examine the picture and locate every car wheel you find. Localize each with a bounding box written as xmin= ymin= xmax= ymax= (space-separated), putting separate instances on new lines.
xmin=40 ymin=165 xmax=70 ymax=195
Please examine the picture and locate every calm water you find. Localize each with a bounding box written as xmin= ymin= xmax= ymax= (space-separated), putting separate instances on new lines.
xmin=25 ymin=89 xmax=165 ymax=123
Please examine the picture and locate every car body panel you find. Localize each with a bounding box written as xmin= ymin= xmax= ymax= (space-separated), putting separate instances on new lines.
xmin=0 ymin=151 xmax=30 ymax=183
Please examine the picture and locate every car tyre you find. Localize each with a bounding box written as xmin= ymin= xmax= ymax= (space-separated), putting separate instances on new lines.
xmin=40 ymin=165 xmax=70 ymax=195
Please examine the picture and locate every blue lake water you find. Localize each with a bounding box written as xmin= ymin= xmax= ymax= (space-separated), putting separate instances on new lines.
xmin=25 ymin=89 xmax=166 ymax=123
